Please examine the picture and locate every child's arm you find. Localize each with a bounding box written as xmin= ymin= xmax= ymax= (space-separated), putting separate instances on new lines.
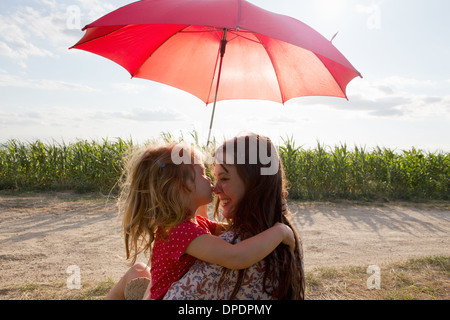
xmin=185 ymin=223 xmax=294 ymax=270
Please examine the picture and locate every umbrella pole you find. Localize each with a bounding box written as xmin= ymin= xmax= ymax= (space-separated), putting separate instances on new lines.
xmin=207 ymin=29 xmax=228 ymax=148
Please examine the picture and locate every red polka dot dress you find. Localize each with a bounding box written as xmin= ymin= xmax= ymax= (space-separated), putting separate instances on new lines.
xmin=149 ymin=215 xmax=217 ymax=300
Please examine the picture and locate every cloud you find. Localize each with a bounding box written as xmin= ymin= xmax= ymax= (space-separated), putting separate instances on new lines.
xmin=74 ymin=0 xmax=118 ymax=23
xmin=111 ymin=82 xmax=148 ymax=94
xmin=0 ymin=111 xmax=41 ymax=126
xmin=266 ymin=115 xmax=297 ymax=124
xmin=0 ymin=41 xmax=16 ymax=58
xmin=0 ymin=0 xmax=120 ymax=63
xmin=0 ymin=7 xmax=57 ymax=61
xmin=377 ymin=76 xmax=437 ymax=89
xmin=292 ymin=76 xmax=450 ymax=119
xmin=0 ymin=25 xmax=54 ymax=60
xmin=91 ymin=107 xmax=184 ymax=122
xmin=331 ymin=94 xmax=412 ymax=117
xmin=0 ymin=71 xmax=97 ymax=92
xmin=0 ymin=105 xmax=184 ymax=130
xmin=0 ymin=105 xmax=69 ymax=127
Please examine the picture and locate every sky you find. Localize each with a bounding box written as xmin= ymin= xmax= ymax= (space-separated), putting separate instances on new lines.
xmin=0 ymin=0 xmax=449 ymax=152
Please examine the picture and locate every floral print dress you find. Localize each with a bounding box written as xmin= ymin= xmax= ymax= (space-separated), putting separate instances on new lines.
xmin=163 ymin=232 xmax=278 ymax=300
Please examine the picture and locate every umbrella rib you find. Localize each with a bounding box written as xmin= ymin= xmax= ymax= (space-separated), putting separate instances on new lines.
xmin=253 ymin=34 xmax=285 ymax=104
xmin=315 ymin=53 xmax=349 ymax=100
xmin=206 ymin=43 xmax=222 ymax=105
xmin=180 ymin=26 xmax=223 ymax=41
xmin=131 ymin=25 xmax=191 ymax=78
xmin=71 ymin=25 xmax=128 ymax=48
xmin=227 ymin=30 xmax=261 ymax=44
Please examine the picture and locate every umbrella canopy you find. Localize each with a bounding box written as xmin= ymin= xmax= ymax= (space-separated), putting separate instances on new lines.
xmin=71 ymin=0 xmax=361 ymax=143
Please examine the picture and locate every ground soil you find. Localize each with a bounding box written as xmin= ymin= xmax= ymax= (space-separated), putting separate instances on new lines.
xmin=0 ymin=192 xmax=449 ymax=299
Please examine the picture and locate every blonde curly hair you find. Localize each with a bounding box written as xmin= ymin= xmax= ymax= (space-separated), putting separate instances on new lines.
xmin=118 ymin=141 xmax=203 ymax=265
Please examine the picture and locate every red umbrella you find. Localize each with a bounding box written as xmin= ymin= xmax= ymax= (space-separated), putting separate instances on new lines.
xmin=71 ymin=0 xmax=361 ymax=145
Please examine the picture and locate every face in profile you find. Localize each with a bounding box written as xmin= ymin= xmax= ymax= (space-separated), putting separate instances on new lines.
xmin=186 ymin=164 xmax=214 ymax=211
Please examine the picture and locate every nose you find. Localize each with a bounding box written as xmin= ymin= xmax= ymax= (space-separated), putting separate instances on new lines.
xmin=213 ymin=182 xmax=221 ymax=194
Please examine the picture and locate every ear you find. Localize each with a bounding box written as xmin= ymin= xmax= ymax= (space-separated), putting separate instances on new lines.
xmin=180 ymin=165 xmax=196 ymax=193
xmin=181 ymin=180 xmax=195 ymax=194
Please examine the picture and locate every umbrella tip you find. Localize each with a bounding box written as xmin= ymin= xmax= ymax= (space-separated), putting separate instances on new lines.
xmin=330 ymin=32 xmax=339 ymax=43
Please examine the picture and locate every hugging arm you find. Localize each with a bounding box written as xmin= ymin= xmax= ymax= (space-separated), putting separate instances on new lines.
xmin=185 ymin=222 xmax=294 ymax=270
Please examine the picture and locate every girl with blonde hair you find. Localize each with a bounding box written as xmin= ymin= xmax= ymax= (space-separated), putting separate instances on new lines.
xmin=106 ymin=141 xmax=295 ymax=300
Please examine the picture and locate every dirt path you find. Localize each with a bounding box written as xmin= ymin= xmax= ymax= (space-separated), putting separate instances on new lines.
xmin=0 ymin=192 xmax=449 ymax=299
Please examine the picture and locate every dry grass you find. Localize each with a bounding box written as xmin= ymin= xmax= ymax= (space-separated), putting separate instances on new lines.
xmin=306 ymin=255 xmax=449 ymax=300
xmin=1 ymin=256 xmax=448 ymax=300
xmin=0 ymin=278 xmax=116 ymax=300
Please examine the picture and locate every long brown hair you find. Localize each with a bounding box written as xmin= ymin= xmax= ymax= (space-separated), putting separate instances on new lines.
xmin=214 ymin=133 xmax=305 ymax=300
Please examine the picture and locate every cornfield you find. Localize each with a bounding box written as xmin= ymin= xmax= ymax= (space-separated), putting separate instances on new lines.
xmin=0 ymin=138 xmax=132 ymax=193
xmin=279 ymin=137 xmax=449 ymax=201
xmin=0 ymin=134 xmax=448 ymax=201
